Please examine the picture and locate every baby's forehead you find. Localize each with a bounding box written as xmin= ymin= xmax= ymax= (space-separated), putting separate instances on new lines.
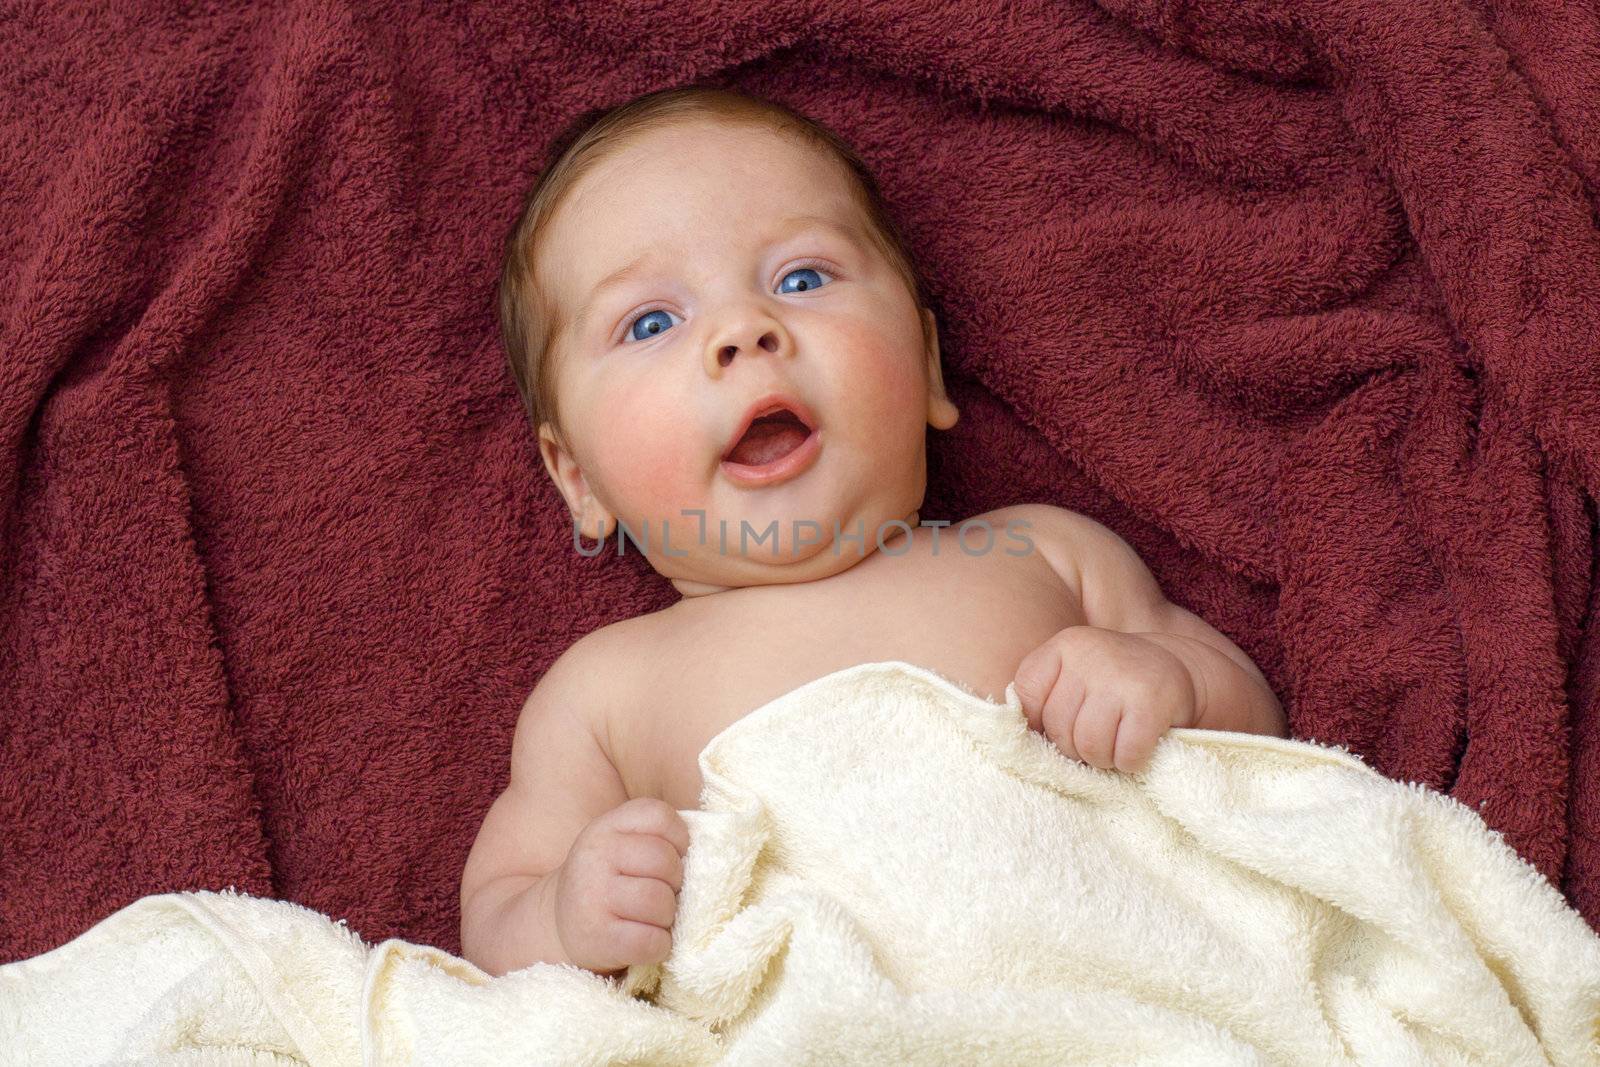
xmin=619 ymin=113 xmax=794 ymax=155
xmin=552 ymin=129 xmax=861 ymax=247
xmin=588 ymin=119 xmax=848 ymax=200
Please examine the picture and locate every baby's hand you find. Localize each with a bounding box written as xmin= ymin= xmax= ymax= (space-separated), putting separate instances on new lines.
xmin=1013 ymin=626 xmax=1198 ymax=775
xmin=551 ymin=797 xmax=689 ymax=977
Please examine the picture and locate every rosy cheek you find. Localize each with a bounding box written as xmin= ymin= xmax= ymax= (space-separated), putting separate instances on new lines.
xmin=851 ymin=334 xmax=926 ymax=428
xmin=589 ymin=385 xmax=698 ymax=518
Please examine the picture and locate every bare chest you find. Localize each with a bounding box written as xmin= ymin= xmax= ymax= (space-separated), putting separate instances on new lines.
xmin=607 ymin=530 xmax=1085 ymax=811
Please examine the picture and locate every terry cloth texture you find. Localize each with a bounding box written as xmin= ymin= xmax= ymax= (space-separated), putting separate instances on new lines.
xmin=2 ymin=1 xmax=1599 ymax=964
xmin=3 ymin=661 xmax=1597 ymax=1065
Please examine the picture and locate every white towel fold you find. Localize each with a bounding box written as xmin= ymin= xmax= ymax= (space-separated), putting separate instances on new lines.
xmin=3 ymin=659 xmax=1597 ymax=1065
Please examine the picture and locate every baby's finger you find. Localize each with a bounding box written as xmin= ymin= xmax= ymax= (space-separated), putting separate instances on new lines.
xmin=1112 ymin=709 xmax=1166 ymax=775
xmin=614 ymin=832 xmax=684 ymax=892
xmin=1046 ymin=706 xmax=1082 ymax=763
xmin=1072 ymin=698 xmax=1121 ymax=770
xmin=607 ymin=798 xmax=690 ymax=855
xmin=1037 ymin=674 xmax=1088 ymax=756
xmin=1013 ymin=643 xmax=1064 ymax=733
xmin=609 ymin=874 xmax=679 ymax=929
xmin=611 ymin=919 xmax=673 ymax=968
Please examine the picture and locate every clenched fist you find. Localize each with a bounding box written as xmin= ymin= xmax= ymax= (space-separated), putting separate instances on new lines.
xmin=1013 ymin=626 xmax=1199 ymax=775
xmin=550 ymin=797 xmax=689 ymax=978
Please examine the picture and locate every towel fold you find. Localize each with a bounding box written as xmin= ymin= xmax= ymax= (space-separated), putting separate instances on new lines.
xmin=3 ymin=660 xmax=1597 ymax=1065
xmin=7 ymin=0 xmax=1600 ymax=966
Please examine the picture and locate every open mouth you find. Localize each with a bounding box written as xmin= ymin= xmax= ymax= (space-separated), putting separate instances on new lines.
xmin=725 ymin=408 xmax=811 ymax=467
xmin=720 ymin=397 xmax=822 ymax=487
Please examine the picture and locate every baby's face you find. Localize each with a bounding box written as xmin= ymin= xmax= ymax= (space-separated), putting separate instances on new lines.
xmin=536 ymin=117 xmax=957 ymax=596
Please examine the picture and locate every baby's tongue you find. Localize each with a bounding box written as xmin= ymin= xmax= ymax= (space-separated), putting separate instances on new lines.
xmin=727 ymin=420 xmax=808 ymax=466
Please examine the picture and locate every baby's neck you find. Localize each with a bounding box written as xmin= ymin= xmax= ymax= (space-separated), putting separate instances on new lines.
xmin=672 ymin=576 xmax=734 ymax=598
xmin=668 ymin=508 xmax=921 ymax=601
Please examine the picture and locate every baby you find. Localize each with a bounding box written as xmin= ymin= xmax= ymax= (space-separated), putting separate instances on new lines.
xmin=461 ymin=86 xmax=1287 ymax=981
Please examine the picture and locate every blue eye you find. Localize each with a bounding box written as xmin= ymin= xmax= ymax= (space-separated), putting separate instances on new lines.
xmin=622 ymin=266 xmax=833 ymax=342
xmin=626 ymin=309 xmax=680 ymax=342
xmin=779 ymin=266 xmax=833 ymax=294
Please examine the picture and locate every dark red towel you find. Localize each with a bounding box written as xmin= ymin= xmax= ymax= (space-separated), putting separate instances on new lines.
xmin=3 ymin=0 xmax=1598 ymax=962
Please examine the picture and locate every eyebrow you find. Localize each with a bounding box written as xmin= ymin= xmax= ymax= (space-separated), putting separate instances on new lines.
xmin=574 ymin=214 xmax=865 ymax=335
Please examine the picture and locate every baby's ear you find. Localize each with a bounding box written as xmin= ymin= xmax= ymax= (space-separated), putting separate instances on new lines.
xmin=921 ymin=307 xmax=959 ymax=431
xmin=537 ymin=423 xmax=617 ymax=540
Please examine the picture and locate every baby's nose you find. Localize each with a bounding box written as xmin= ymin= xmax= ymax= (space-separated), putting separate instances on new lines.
xmin=715 ymin=330 xmax=781 ymax=368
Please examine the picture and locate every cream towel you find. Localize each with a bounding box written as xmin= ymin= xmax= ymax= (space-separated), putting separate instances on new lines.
xmin=3 ymin=659 xmax=1598 ymax=1065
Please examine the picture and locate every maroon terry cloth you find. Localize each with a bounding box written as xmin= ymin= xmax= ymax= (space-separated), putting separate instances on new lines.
xmin=2 ymin=0 xmax=1598 ymax=962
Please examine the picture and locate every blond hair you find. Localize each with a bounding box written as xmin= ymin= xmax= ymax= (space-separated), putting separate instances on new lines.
xmin=496 ymin=85 xmax=930 ymax=444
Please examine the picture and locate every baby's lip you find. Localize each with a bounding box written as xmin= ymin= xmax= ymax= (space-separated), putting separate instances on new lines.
xmin=719 ymin=425 xmax=823 ymax=489
xmin=720 ymin=392 xmax=818 ymax=461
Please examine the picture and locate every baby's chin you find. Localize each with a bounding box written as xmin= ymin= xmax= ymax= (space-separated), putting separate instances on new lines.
xmin=658 ymin=507 xmax=926 ymax=592
xmin=643 ymin=466 xmax=927 ymax=584
xmin=662 ymin=531 xmax=883 ymax=591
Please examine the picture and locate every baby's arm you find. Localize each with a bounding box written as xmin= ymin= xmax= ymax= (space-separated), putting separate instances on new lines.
xmin=1064 ymin=508 xmax=1285 ymax=737
xmin=1010 ymin=505 xmax=1286 ymax=770
xmin=460 ymin=637 xmax=627 ymax=975
xmin=460 ymin=633 xmax=687 ymax=978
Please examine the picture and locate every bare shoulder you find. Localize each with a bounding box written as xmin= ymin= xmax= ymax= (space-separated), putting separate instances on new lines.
xmin=525 ymin=617 xmax=654 ymax=743
xmin=964 ymin=504 xmax=1085 ymax=583
xmin=531 ymin=624 xmax=618 ymax=706
xmin=967 ymin=503 xmax=1151 ymax=594
xmin=968 ymin=503 xmax=1077 ymax=531
xmin=989 ymin=503 xmax=1174 ymax=623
